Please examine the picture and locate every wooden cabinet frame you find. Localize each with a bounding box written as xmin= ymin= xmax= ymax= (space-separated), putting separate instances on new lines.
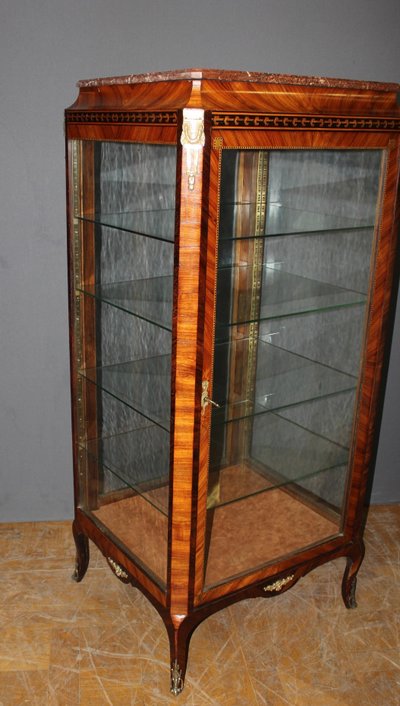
xmin=65 ymin=70 xmax=400 ymax=695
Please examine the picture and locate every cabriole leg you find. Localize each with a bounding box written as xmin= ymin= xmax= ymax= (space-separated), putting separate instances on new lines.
xmin=167 ymin=617 xmax=195 ymax=696
xmin=342 ymin=540 xmax=365 ymax=609
xmin=72 ymin=519 xmax=89 ymax=582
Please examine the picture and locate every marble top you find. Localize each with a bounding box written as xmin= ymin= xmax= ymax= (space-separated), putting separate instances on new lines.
xmin=77 ymin=68 xmax=398 ymax=91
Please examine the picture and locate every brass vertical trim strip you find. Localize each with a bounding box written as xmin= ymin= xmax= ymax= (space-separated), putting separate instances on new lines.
xmin=71 ymin=141 xmax=85 ymax=444
xmin=244 ymin=153 xmax=269 ymax=427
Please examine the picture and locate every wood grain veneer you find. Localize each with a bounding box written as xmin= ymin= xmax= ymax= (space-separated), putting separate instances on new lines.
xmin=67 ymin=69 xmax=400 ymax=117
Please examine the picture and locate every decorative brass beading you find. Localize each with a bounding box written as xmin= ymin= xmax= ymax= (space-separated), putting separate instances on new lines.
xmin=263 ymin=574 xmax=295 ymax=592
xmin=180 ymin=108 xmax=205 ymax=190
xmin=243 ymin=152 xmax=269 ymax=456
xmin=212 ymin=113 xmax=400 ymax=131
xmin=170 ymin=660 xmax=184 ymax=696
xmin=66 ymin=110 xmax=178 ymax=126
xmin=107 ymin=557 xmax=129 ymax=580
xmin=213 ymin=136 xmax=224 ymax=149
xmin=71 ymin=141 xmax=85 ymax=446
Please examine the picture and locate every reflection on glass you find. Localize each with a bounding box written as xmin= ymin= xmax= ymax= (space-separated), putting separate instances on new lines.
xmin=78 ymin=275 xmax=173 ymax=330
xmin=204 ymin=148 xmax=382 ymax=589
xmin=212 ymin=335 xmax=357 ymax=421
xmin=216 ymin=264 xmax=367 ymax=329
xmin=76 ymin=141 xmax=176 ymax=589
xmin=219 ymin=201 xmax=372 ymax=239
xmin=77 ymin=209 xmax=176 ymax=242
xmin=81 ymin=352 xmax=171 ymax=431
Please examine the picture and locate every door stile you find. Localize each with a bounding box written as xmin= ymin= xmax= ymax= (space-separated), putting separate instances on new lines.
xmin=191 ymin=142 xmax=221 ymax=605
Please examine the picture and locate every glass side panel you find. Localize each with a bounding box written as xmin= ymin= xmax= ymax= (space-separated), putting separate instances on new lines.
xmin=78 ymin=142 xmax=176 ymax=241
xmin=80 ymin=349 xmax=171 ymax=431
xmin=204 ymin=148 xmax=383 ymax=590
xmin=73 ymin=140 xmax=176 ymax=589
xmin=77 ymin=382 xmax=170 ymax=515
xmin=82 ymin=427 xmax=169 ymax=513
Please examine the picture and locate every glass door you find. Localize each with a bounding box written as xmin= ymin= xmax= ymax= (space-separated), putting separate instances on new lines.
xmin=71 ymin=140 xmax=177 ymax=589
xmin=203 ymin=147 xmax=383 ymax=590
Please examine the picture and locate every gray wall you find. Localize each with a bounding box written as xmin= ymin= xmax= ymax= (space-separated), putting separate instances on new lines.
xmin=0 ymin=0 xmax=399 ymax=521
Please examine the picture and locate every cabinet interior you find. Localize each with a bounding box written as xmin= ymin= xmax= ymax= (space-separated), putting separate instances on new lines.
xmin=72 ymin=141 xmax=382 ymax=590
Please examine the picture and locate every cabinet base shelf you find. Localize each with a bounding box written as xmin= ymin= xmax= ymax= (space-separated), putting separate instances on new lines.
xmin=204 ymin=472 xmax=339 ymax=589
xmin=85 ymin=474 xmax=339 ymax=592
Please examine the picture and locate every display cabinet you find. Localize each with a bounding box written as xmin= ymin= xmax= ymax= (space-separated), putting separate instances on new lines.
xmin=65 ymin=69 xmax=400 ymax=694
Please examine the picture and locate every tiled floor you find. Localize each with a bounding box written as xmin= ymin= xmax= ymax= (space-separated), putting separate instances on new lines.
xmin=0 ymin=505 xmax=399 ymax=705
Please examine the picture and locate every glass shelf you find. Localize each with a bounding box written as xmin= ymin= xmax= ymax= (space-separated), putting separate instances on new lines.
xmin=80 ymin=424 xmax=170 ymax=516
xmin=80 ymin=354 xmax=171 ymax=431
xmin=76 ymin=208 xmax=176 ymax=242
xmin=219 ymin=202 xmax=373 ymax=240
xmin=208 ymin=412 xmax=349 ymax=510
xmin=212 ymin=339 xmax=356 ymax=422
xmin=78 ymin=276 xmax=173 ymax=331
xmin=216 ymin=265 xmax=367 ymax=327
